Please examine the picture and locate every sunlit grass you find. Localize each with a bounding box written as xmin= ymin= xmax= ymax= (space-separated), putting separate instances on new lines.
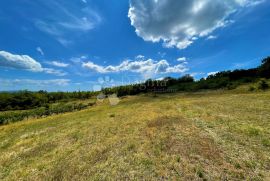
xmin=0 ymin=89 xmax=270 ymax=180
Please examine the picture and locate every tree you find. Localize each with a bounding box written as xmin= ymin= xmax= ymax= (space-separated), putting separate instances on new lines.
xmin=259 ymin=57 xmax=270 ymax=78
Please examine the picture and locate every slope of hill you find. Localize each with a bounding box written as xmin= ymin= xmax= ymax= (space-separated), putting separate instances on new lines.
xmin=1 ymin=90 xmax=270 ymax=180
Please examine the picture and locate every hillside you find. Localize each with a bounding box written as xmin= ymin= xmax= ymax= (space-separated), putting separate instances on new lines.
xmin=1 ymin=89 xmax=270 ymax=180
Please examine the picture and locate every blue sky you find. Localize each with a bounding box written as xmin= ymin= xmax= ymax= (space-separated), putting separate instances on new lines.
xmin=0 ymin=0 xmax=269 ymax=91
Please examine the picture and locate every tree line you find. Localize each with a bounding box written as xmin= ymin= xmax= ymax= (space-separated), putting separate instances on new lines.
xmin=0 ymin=91 xmax=98 ymax=111
xmin=0 ymin=56 xmax=269 ymax=112
xmin=0 ymin=101 xmax=95 ymax=125
xmin=102 ymin=57 xmax=270 ymax=96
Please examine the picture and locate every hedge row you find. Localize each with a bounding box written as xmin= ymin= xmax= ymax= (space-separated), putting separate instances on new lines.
xmin=0 ymin=102 xmax=94 ymax=125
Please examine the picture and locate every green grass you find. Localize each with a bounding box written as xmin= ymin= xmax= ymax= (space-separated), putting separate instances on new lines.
xmin=0 ymin=99 xmax=96 ymax=125
xmin=0 ymin=90 xmax=270 ymax=180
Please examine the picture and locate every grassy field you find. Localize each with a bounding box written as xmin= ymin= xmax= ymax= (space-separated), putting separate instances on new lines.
xmin=1 ymin=89 xmax=270 ymax=180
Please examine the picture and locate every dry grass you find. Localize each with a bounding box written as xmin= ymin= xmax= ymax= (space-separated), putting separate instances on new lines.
xmin=0 ymin=89 xmax=270 ymax=180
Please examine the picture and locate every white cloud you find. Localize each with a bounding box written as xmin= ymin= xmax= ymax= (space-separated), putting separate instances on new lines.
xmin=177 ymin=57 xmax=187 ymax=62
xmin=207 ymin=35 xmax=218 ymax=40
xmin=36 ymin=47 xmax=44 ymax=56
xmin=82 ymin=61 xmax=107 ymax=73
xmin=0 ymin=50 xmax=43 ymax=72
xmin=0 ymin=50 xmax=67 ymax=76
xmin=70 ymin=56 xmax=88 ymax=63
xmin=43 ymin=68 xmax=67 ymax=76
xmin=190 ymin=72 xmax=205 ymax=78
xmin=155 ymin=77 xmax=165 ymax=81
xmin=82 ymin=58 xmax=188 ymax=75
xmin=207 ymin=71 xmax=219 ymax=76
xmin=136 ymin=55 xmax=145 ymax=60
xmin=128 ymin=0 xmax=262 ymax=49
xmin=48 ymin=61 xmax=69 ymax=68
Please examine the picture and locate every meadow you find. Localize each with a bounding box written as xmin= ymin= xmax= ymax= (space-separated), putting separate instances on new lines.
xmin=0 ymin=86 xmax=270 ymax=180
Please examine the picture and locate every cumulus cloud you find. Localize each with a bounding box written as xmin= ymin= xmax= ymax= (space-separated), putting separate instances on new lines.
xmin=82 ymin=58 xmax=188 ymax=75
xmin=0 ymin=50 xmax=43 ymax=72
xmin=136 ymin=55 xmax=145 ymax=60
xmin=0 ymin=50 xmax=67 ymax=76
xmin=128 ymin=0 xmax=263 ymax=49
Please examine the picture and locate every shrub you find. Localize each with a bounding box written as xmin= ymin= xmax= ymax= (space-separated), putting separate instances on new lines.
xmin=248 ymin=86 xmax=256 ymax=91
xmin=258 ymin=80 xmax=269 ymax=90
xmin=226 ymin=83 xmax=237 ymax=90
xmin=0 ymin=102 xmax=90 ymax=125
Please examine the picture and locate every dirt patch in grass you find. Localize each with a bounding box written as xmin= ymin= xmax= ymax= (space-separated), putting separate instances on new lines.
xmin=168 ymin=133 xmax=223 ymax=162
xmin=143 ymin=115 xmax=248 ymax=180
xmin=146 ymin=116 xmax=223 ymax=161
